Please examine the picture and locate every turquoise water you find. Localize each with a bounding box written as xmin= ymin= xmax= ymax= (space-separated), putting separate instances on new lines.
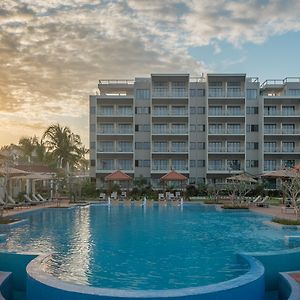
xmin=0 ymin=204 xmax=297 ymax=290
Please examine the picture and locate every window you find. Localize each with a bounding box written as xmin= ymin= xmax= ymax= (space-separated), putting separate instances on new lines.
xmin=247 ymin=124 xmax=258 ymax=132
xmin=172 ymin=141 xmax=187 ymax=152
xmin=227 ymin=142 xmax=241 ymax=152
xmin=135 ymin=107 xmax=150 ymax=114
xmin=228 ymin=124 xmax=241 ymax=134
xmin=282 ymin=124 xmax=295 ymax=134
xmin=246 ymin=107 xmax=258 ymax=114
xmin=282 ymin=160 xmax=295 ymax=168
xmin=264 ymin=106 xmax=277 ymax=116
xmin=190 ymin=142 xmax=197 ymax=150
xmin=246 ymin=89 xmax=257 ymax=99
xmin=210 ymin=81 xmax=222 ymax=86
xmin=153 ymin=106 xmax=168 ymax=115
xmin=118 ymin=124 xmax=132 ymax=133
xmin=135 ymin=160 xmax=150 ymax=167
xmin=90 ymin=141 xmax=95 ymax=149
xmin=171 ymin=159 xmax=187 ymax=170
xmin=246 ymin=160 xmax=259 ymax=168
xmin=209 ymin=124 xmax=223 ymax=134
xmin=282 ymin=106 xmax=295 ymax=116
xmin=100 ymin=123 xmax=114 ymax=133
xmin=100 ymin=141 xmax=114 ymax=152
xmin=99 ymin=106 xmax=113 ymax=115
xmin=282 ymin=142 xmax=295 ymax=152
xmin=153 ymin=124 xmax=168 ymax=134
xmin=101 ymin=159 xmax=114 ymax=170
xmin=197 ymin=160 xmax=205 ymax=167
xmin=208 ymin=160 xmax=223 ymax=170
xmin=118 ymin=106 xmax=132 ymax=116
xmin=172 ymin=106 xmax=187 ymax=115
xmin=190 ymin=160 xmax=196 ymax=168
xmin=228 ymin=160 xmax=241 ymax=170
xmin=264 ymin=160 xmax=277 ymax=171
xmin=171 ymin=123 xmax=187 ymax=134
xmin=209 ymin=106 xmax=223 ymax=116
xmin=135 ymin=89 xmax=150 ymax=100
xmin=227 ymin=106 xmax=242 ymax=115
xmin=198 ymin=107 xmax=205 ymax=114
xmin=117 ymin=159 xmax=132 ymax=170
xmin=264 ymin=142 xmax=277 ymax=152
xmin=190 ymin=107 xmax=197 ymax=114
xmin=90 ymin=159 xmax=95 ymax=167
xmin=135 ymin=142 xmax=150 ymax=150
xmin=288 ymin=89 xmax=300 ymax=96
xmin=118 ymin=141 xmax=132 ymax=152
xmin=153 ymin=159 xmax=168 ymax=170
xmin=197 ymin=124 xmax=205 ymax=132
xmin=198 ymin=142 xmax=205 ymax=149
xmin=264 ymin=124 xmax=276 ymax=134
xmin=246 ymin=142 xmax=259 ymax=150
xmin=135 ymin=124 xmax=150 ymax=132
xmin=153 ymin=141 xmax=168 ymax=152
xmin=227 ymin=87 xmax=241 ymax=97
xmin=190 ymin=89 xmax=205 ymax=97
xmin=209 ymin=142 xmax=223 ymax=152
xmin=190 ymin=125 xmax=196 ymax=132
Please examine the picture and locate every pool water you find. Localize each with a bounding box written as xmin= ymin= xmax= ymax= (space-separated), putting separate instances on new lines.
xmin=0 ymin=204 xmax=297 ymax=290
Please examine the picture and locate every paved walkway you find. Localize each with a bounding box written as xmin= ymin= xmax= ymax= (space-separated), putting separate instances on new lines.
xmin=249 ymin=205 xmax=299 ymax=220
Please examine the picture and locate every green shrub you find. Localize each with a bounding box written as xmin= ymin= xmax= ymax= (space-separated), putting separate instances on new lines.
xmin=272 ymin=217 xmax=300 ymax=226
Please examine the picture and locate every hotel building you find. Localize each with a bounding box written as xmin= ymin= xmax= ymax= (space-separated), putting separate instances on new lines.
xmin=89 ymin=74 xmax=300 ymax=188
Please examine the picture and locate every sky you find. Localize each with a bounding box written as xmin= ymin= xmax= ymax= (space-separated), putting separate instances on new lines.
xmin=1 ymin=0 xmax=300 ymax=148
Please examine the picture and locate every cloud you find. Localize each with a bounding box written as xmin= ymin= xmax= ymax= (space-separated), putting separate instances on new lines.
xmin=0 ymin=0 xmax=300 ymax=146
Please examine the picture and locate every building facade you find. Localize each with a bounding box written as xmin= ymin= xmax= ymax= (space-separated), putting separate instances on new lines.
xmin=89 ymin=74 xmax=300 ymax=188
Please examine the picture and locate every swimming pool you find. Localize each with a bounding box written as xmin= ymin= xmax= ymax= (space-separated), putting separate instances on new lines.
xmin=1 ymin=204 xmax=298 ymax=291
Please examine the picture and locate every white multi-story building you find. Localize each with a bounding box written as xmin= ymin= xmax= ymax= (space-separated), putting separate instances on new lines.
xmin=89 ymin=74 xmax=300 ymax=188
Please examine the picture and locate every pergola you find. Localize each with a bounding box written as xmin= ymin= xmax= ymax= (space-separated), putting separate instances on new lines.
xmin=160 ymin=170 xmax=188 ymax=190
xmin=104 ymin=170 xmax=133 ymax=192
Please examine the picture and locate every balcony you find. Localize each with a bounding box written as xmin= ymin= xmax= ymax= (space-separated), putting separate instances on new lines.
xmin=152 ymin=147 xmax=188 ymax=153
xmin=208 ymin=148 xmax=244 ymax=153
xmin=208 ymin=129 xmax=245 ymax=135
xmin=97 ymin=129 xmax=133 ymax=135
xmin=152 ymin=129 xmax=188 ymax=135
xmin=208 ymin=89 xmax=245 ymax=98
xmin=264 ymin=110 xmax=300 ymax=117
xmin=152 ymin=88 xmax=188 ymax=98
xmin=152 ymin=110 xmax=188 ymax=117
xmin=208 ymin=110 xmax=245 ymax=117
xmin=264 ymin=129 xmax=300 ymax=135
xmin=264 ymin=148 xmax=300 ymax=154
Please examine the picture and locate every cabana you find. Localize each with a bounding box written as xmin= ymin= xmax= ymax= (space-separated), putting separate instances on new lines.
xmin=104 ymin=170 xmax=133 ymax=197
xmin=160 ymin=170 xmax=188 ymax=194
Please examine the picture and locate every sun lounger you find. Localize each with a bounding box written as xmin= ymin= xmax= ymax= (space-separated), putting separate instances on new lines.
xmin=99 ymin=193 xmax=106 ymax=201
xmin=37 ymin=194 xmax=48 ymax=202
xmin=111 ymin=192 xmax=118 ymax=200
xmin=256 ymin=196 xmax=269 ymax=207
xmin=251 ymin=195 xmax=262 ymax=205
xmin=158 ymin=193 xmax=165 ymax=201
xmin=120 ymin=191 xmax=127 ymax=201
xmin=24 ymin=194 xmax=39 ymax=205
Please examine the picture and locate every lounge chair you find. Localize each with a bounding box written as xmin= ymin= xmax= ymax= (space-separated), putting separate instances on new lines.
xmin=24 ymin=194 xmax=39 ymax=205
xmin=99 ymin=193 xmax=106 ymax=201
xmin=111 ymin=192 xmax=118 ymax=200
xmin=32 ymin=194 xmax=42 ymax=203
xmin=158 ymin=193 xmax=165 ymax=201
xmin=120 ymin=191 xmax=127 ymax=201
xmin=37 ymin=193 xmax=48 ymax=202
xmin=251 ymin=195 xmax=262 ymax=205
xmin=175 ymin=191 xmax=181 ymax=199
xmin=256 ymin=196 xmax=269 ymax=207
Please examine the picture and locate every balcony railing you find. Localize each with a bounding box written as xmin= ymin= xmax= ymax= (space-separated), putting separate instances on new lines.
xmin=152 ymin=129 xmax=188 ymax=134
xmin=264 ymin=129 xmax=299 ymax=135
xmin=208 ymin=89 xmax=245 ymax=97
xmin=208 ymin=110 xmax=244 ymax=116
xmin=153 ymin=148 xmax=188 ymax=153
xmin=264 ymin=148 xmax=299 ymax=153
xmin=98 ymin=112 xmax=133 ymax=116
xmin=152 ymin=89 xmax=188 ymax=97
xmin=97 ymin=129 xmax=133 ymax=134
xmin=208 ymin=129 xmax=244 ymax=134
xmin=208 ymin=148 xmax=244 ymax=153
xmin=264 ymin=111 xmax=300 ymax=116
xmin=152 ymin=110 xmax=188 ymax=116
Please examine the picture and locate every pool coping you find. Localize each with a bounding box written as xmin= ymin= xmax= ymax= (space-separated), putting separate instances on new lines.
xmin=26 ymin=253 xmax=264 ymax=298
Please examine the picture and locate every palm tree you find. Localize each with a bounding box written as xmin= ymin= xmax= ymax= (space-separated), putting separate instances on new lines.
xmin=42 ymin=124 xmax=84 ymax=172
xmin=18 ymin=136 xmax=38 ymax=163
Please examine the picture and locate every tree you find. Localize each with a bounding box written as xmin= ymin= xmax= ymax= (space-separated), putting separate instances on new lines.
xmin=281 ymin=174 xmax=300 ymax=215
xmin=18 ymin=136 xmax=38 ymax=163
xmin=42 ymin=124 xmax=85 ymax=171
